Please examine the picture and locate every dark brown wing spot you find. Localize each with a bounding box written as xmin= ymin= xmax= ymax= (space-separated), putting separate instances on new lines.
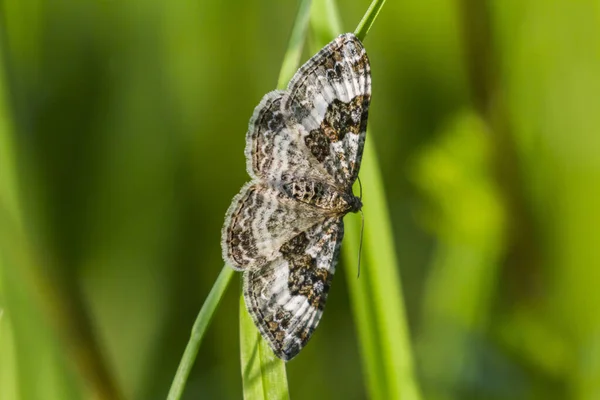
xmin=305 ymin=129 xmax=331 ymax=162
xmin=280 ymin=231 xmax=310 ymax=255
xmin=320 ymin=96 xmax=365 ymax=142
xmin=287 ymin=255 xmax=331 ymax=310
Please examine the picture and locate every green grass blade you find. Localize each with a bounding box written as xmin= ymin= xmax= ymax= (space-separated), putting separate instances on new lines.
xmin=170 ymin=1 xmax=314 ymax=398
xmin=240 ymin=293 xmax=290 ymax=400
xmin=343 ymin=143 xmax=422 ymax=400
xmin=310 ymin=1 xmax=422 ymax=398
xmin=0 ymin=306 xmax=19 ymax=400
xmin=354 ymin=0 xmax=386 ymax=42
xmin=167 ymin=266 xmax=234 ymax=400
xmin=239 ymin=292 xmax=265 ymax=400
xmin=238 ymin=0 xmax=314 ymax=397
xmin=310 ymin=0 xmax=342 ymax=42
xmin=277 ymin=0 xmax=313 ymax=90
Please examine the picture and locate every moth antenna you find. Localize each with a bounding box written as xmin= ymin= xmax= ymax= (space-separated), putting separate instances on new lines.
xmin=358 ymin=175 xmax=363 ymax=201
xmin=357 ymin=208 xmax=364 ymax=279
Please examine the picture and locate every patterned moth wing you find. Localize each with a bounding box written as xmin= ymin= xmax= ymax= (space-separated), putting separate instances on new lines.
xmin=244 ymin=90 xmax=333 ymax=185
xmin=222 ymin=182 xmax=324 ymax=270
xmin=221 ymin=33 xmax=371 ymax=360
xmin=283 ymin=33 xmax=371 ymax=187
xmin=243 ymin=217 xmax=344 ymax=360
xmin=245 ymin=33 xmax=371 ymax=187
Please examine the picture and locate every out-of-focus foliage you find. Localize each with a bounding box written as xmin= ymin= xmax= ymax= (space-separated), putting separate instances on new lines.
xmin=0 ymin=0 xmax=598 ymax=399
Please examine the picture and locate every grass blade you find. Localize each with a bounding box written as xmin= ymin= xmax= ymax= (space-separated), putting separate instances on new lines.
xmin=239 ymin=292 xmax=265 ymax=400
xmin=167 ymin=266 xmax=235 ymax=400
xmin=310 ymin=1 xmax=422 ymax=398
xmin=240 ymin=293 xmax=290 ymax=400
xmin=239 ymin=0 xmax=314 ymax=397
xmin=170 ymin=1 xmax=313 ymax=398
xmin=310 ymin=0 xmax=342 ymax=43
xmin=354 ymin=0 xmax=386 ymax=42
xmin=342 ymin=143 xmax=422 ymax=400
xmin=277 ymin=0 xmax=313 ymax=90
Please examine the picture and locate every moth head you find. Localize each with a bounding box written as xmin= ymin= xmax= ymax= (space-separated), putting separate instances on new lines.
xmin=346 ymin=193 xmax=362 ymax=214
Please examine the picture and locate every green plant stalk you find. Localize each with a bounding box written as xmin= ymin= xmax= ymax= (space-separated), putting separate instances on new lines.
xmin=343 ymin=144 xmax=422 ymax=400
xmin=171 ymin=0 xmax=407 ymax=398
xmin=310 ymin=0 xmax=342 ymax=43
xmin=166 ymin=266 xmax=234 ymax=400
xmin=277 ymin=0 xmax=313 ymax=90
xmin=238 ymin=0 xmax=314 ymax=397
xmin=169 ymin=1 xmax=314 ymax=397
xmin=310 ymin=0 xmax=422 ymax=398
xmin=240 ymin=292 xmax=290 ymax=400
xmin=239 ymin=293 xmax=265 ymax=400
xmin=354 ymin=0 xmax=386 ymax=42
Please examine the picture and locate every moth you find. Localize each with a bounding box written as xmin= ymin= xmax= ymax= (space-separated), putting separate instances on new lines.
xmin=221 ymin=33 xmax=371 ymax=360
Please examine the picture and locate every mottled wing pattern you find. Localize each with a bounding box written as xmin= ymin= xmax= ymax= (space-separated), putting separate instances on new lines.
xmin=282 ymin=33 xmax=371 ymax=186
xmin=245 ymin=90 xmax=336 ymax=185
xmin=221 ymin=182 xmax=324 ymax=270
xmin=243 ymin=217 xmax=344 ymax=360
xmin=244 ymin=33 xmax=371 ymax=187
xmin=244 ymin=90 xmax=313 ymax=182
xmin=222 ymin=33 xmax=371 ymax=361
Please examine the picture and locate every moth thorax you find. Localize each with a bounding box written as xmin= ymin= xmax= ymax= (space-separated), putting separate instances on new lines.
xmin=346 ymin=194 xmax=362 ymax=213
xmin=282 ymin=180 xmax=352 ymax=212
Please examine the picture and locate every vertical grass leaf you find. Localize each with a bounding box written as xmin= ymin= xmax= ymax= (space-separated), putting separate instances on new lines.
xmin=240 ymin=292 xmax=290 ymax=400
xmin=277 ymin=0 xmax=314 ymax=90
xmin=167 ymin=266 xmax=235 ymax=400
xmin=354 ymin=0 xmax=386 ymax=42
xmin=239 ymin=0 xmax=314 ymax=397
xmin=310 ymin=0 xmax=423 ymax=398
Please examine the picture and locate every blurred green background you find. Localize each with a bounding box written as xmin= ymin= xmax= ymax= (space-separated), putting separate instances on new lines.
xmin=1 ymin=0 xmax=599 ymax=399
